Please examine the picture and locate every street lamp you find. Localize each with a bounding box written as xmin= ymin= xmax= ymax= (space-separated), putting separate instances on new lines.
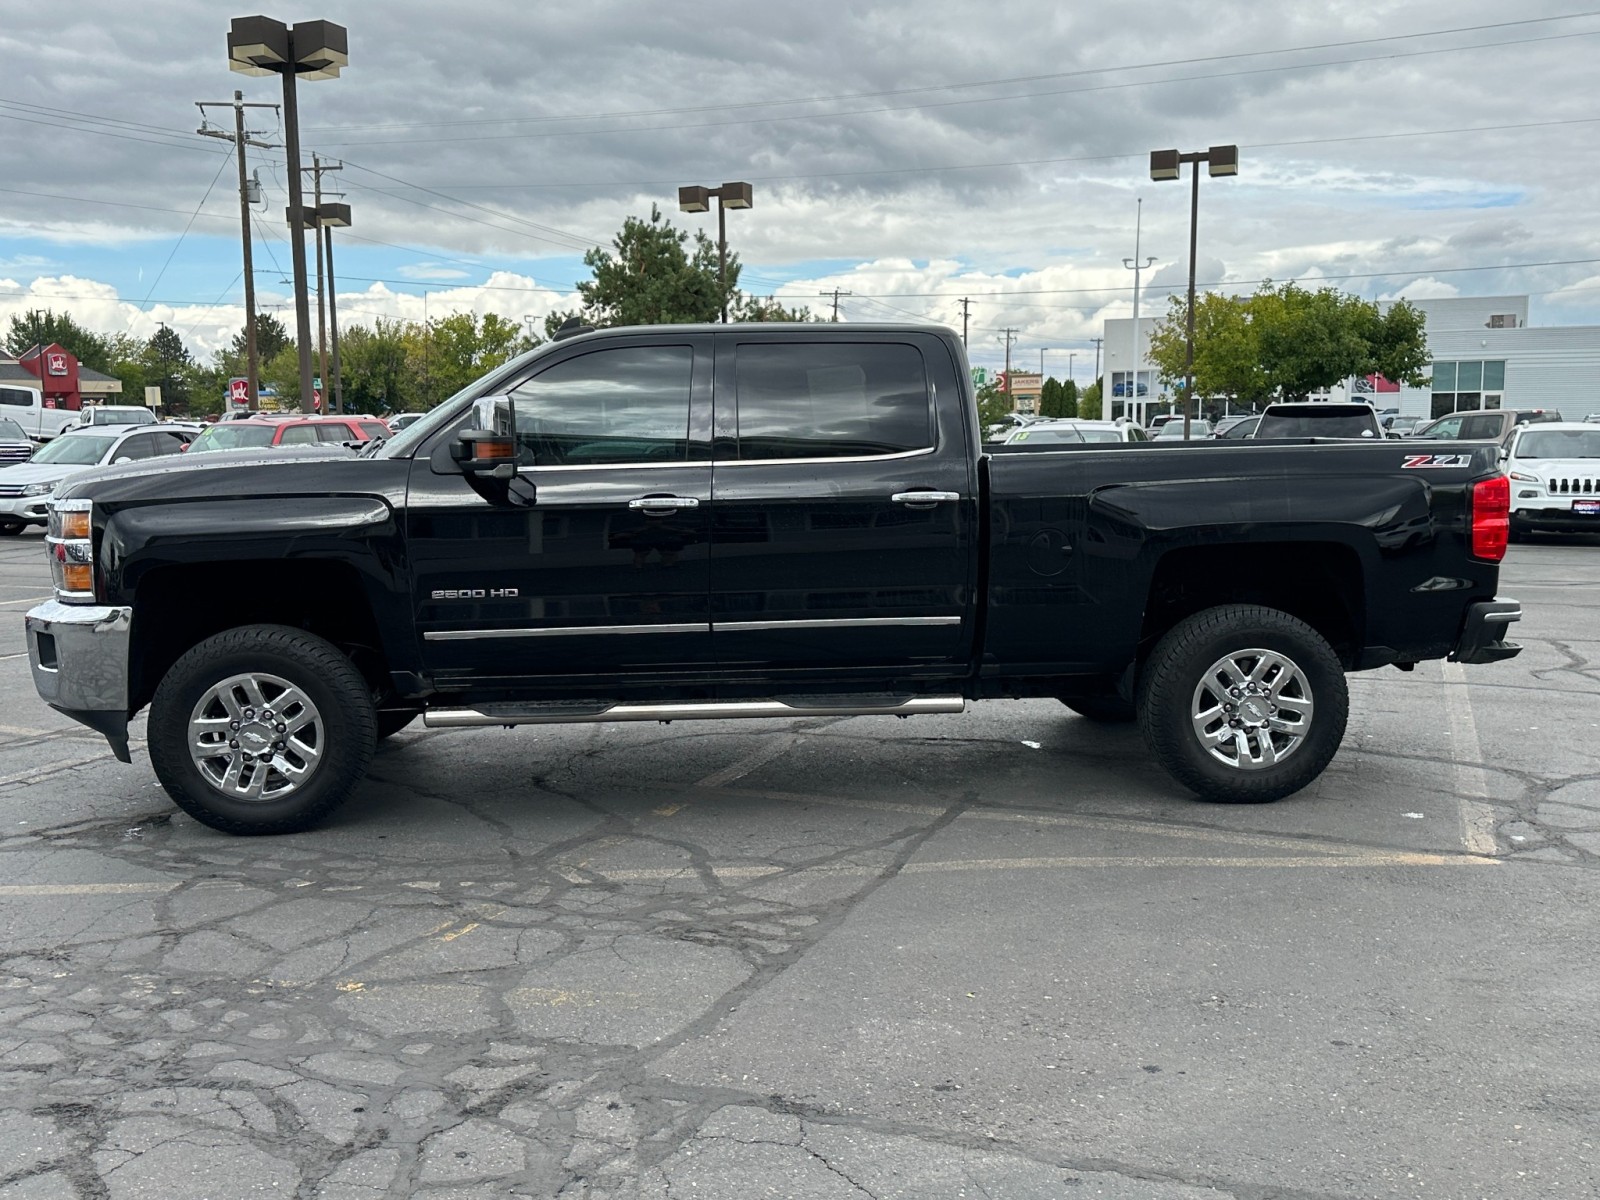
xmin=678 ymin=181 xmax=752 ymax=323
xmin=1151 ymin=144 xmax=1238 ymax=439
xmin=228 ymin=16 xmax=348 ymax=413
xmin=1119 ymin=197 xmax=1156 ymax=424
xmin=298 ymin=202 xmax=351 ymax=413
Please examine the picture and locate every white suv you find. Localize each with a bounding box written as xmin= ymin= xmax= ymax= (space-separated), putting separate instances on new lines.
xmin=1504 ymin=422 xmax=1600 ymax=541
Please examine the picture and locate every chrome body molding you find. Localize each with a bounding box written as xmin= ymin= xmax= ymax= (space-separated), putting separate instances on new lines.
xmin=424 ymin=622 xmax=708 ymax=642
xmin=423 ymin=696 xmax=967 ymax=728
xmin=715 ymin=616 xmax=962 ymax=632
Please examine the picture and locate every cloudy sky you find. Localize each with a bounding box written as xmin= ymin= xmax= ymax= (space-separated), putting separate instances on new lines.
xmin=1 ymin=0 xmax=1597 ymax=381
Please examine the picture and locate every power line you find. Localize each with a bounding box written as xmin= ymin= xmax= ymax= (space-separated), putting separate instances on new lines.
xmin=819 ymin=288 xmax=853 ymax=321
xmin=133 ymin=153 xmax=234 ymax=324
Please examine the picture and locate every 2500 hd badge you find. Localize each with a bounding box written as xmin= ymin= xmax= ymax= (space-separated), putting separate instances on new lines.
xmin=431 ymin=588 xmax=519 ymax=599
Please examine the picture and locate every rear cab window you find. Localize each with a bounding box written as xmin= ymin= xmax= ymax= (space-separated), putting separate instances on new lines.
xmin=728 ymin=342 xmax=933 ymax=460
xmin=1255 ymin=406 xmax=1382 ymax=439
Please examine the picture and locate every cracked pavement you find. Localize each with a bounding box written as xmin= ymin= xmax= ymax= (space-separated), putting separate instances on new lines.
xmin=2 ymin=529 xmax=1599 ymax=1198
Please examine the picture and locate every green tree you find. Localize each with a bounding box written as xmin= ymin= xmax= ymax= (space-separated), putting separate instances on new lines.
xmin=407 ymin=312 xmax=527 ymax=406
xmin=1062 ymin=378 xmax=1079 ymax=418
xmin=975 ymin=379 xmax=1013 ymax=430
xmin=4 ymin=308 xmax=112 ymax=373
xmin=220 ymin=311 xmax=292 ymax=372
xmin=571 ymin=205 xmax=732 ymax=328
xmin=1147 ymin=282 xmax=1429 ymax=405
xmin=143 ymin=325 xmax=194 ymax=413
xmin=1038 ymin=377 xmax=1071 ymax=418
xmin=338 ymin=319 xmax=413 ymax=414
xmin=1080 ymin=378 xmax=1103 ymax=419
xmin=732 ymin=294 xmax=818 ymax=322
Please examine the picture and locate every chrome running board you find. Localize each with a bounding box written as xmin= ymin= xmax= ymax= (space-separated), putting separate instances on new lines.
xmin=423 ymin=696 xmax=966 ymax=728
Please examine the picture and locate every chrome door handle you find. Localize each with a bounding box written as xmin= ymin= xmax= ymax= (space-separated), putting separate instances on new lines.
xmin=628 ymin=495 xmax=701 ymax=512
xmin=891 ymin=491 xmax=961 ymax=505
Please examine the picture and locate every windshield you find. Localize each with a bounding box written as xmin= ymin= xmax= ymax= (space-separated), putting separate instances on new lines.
xmin=0 ymin=418 xmax=26 ymax=441
xmin=1515 ymin=429 xmax=1600 ymax=460
xmin=30 ymin=434 xmax=116 ymax=465
xmin=189 ymin=425 xmax=276 ymax=452
xmin=1255 ymin=408 xmax=1379 ymax=439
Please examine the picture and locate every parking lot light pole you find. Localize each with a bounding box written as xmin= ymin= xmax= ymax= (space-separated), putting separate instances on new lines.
xmin=678 ymin=182 xmax=753 ymax=323
xmin=228 ymin=16 xmax=348 ymax=413
xmin=299 ymin=202 xmax=352 ymax=413
xmin=1151 ymin=144 xmax=1237 ymax=439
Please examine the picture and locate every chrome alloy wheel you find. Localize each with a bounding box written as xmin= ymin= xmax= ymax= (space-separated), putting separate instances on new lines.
xmin=1190 ymin=648 xmax=1315 ymax=771
xmin=188 ymin=672 xmax=325 ymax=801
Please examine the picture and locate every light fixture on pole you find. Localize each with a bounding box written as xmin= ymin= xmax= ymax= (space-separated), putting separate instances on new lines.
xmin=678 ymin=181 xmax=753 ymax=323
xmin=1151 ymin=144 xmax=1237 ymax=439
xmin=1119 ymin=197 xmax=1156 ymax=424
xmin=298 ymin=202 xmax=351 ymax=413
xmin=228 ymin=15 xmax=348 ymax=413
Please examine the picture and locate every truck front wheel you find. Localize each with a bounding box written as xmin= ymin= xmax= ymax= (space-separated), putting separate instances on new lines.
xmin=1138 ymin=605 xmax=1347 ymax=804
xmin=148 ymin=624 xmax=377 ymax=835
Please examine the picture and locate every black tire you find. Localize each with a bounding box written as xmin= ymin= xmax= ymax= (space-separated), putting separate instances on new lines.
xmin=0 ymin=521 xmax=22 ymax=536
xmin=1137 ymin=605 xmax=1348 ymax=804
xmin=148 ymin=624 xmax=377 ymax=835
xmin=1059 ymin=695 xmax=1136 ymax=723
xmin=376 ymin=708 xmax=421 ymax=741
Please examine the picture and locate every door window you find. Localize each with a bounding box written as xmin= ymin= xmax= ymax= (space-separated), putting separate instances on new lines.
xmin=313 ymin=423 xmax=354 ymax=442
xmin=0 ymin=387 xmax=34 ymax=407
xmin=508 ymin=345 xmax=693 ymax=466
xmin=731 ymin=342 xmax=932 ymax=460
xmin=279 ymin=425 xmax=319 ymax=445
xmin=1424 ymin=415 xmax=1465 ymax=439
xmin=113 ymin=434 xmax=160 ymax=461
xmin=148 ymin=430 xmax=190 ymax=455
xmin=1459 ymin=413 xmax=1504 ymax=441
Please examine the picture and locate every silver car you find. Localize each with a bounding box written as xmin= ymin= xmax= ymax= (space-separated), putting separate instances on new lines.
xmin=0 ymin=425 xmax=195 ymax=535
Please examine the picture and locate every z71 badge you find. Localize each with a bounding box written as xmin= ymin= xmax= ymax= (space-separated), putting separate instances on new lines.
xmin=1401 ymin=454 xmax=1473 ymax=469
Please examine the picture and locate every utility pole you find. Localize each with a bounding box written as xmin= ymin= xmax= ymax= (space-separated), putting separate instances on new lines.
xmin=302 ymin=155 xmax=342 ymax=411
xmin=818 ymin=288 xmax=852 ymax=322
xmin=1000 ymin=327 xmax=1019 ymax=411
xmin=1091 ymin=337 xmax=1103 ymax=387
xmin=957 ymin=297 xmax=974 ymax=347
xmin=197 ymin=92 xmax=279 ymax=409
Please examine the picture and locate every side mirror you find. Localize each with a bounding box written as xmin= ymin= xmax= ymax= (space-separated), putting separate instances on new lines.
xmin=113 ymin=455 xmax=133 ymax=464
xmin=452 ymin=394 xmax=534 ymax=506
xmin=451 ymin=428 xmax=519 ymax=479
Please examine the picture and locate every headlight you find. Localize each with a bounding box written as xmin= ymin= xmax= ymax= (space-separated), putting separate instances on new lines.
xmin=1507 ymin=472 xmax=1540 ymax=485
xmin=21 ymin=481 xmax=56 ymax=496
xmin=46 ymin=499 xmax=96 ymax=602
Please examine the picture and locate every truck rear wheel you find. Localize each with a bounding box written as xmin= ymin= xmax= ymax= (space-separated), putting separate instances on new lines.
xmin=1138 ymin=605 xmax=1347 ymax=804
xmin=148 ymin=624 xmax=377 ymax=835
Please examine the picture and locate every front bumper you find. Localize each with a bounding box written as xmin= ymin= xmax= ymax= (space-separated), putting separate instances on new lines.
xmin=1511 ymin=506 xmax=1600 ymax=533
xmin=0 ymin=494 xmax=51 ymax=524
xmin=1449 ymin=598 xmax=1522 ymax=665
xmin=24 ymin=600 xmax=134 ymax=762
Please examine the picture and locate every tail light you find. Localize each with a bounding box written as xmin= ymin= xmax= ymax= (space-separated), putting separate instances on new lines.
xmin=1469 ymin=474 xmax=1510 ymax=562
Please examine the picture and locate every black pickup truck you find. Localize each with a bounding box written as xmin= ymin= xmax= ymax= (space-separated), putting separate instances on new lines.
xmin=25 ymin=323 xmax=1522 ymax=834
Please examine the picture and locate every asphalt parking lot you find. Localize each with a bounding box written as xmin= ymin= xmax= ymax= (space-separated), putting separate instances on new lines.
xmin=2 ymin=525 xmax=1598 ymax=1199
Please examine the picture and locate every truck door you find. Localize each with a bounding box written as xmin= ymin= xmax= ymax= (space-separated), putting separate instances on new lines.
xmin=406 ymin=336 xmax=715 ymax=688
xmin=709 ymin=333 xmax=976 ymax=678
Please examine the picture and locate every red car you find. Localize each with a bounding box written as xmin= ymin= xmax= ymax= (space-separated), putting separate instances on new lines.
xmin=186 ymin=416 xmax=390 ymax=454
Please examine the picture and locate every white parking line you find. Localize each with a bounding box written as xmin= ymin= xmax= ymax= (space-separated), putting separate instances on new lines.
xmin=0 ymin=882 xmax=178 ymax=896
xmin=694 ymin=734 xmax=804 ymax=789
xmin=1441 ymin=660 xmax=1499 ymax=855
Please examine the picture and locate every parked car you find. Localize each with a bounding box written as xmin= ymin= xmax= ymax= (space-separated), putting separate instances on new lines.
xmin=1253 ymin=402 xmax=1384 ymax=440
xmin=22 ymin=322 xmax=1522 ymax=834
xmin=1112 ymin=381 xmax=1149 ymax=397
xmin=65 ymin=405 xmax=158 ymax=431
xmin=0 ymin=417 xmax=34 ymax=467
xmin=1152 ymin=418 xmax=1212 ymax=439
xmin=185 ymin=416 xmax=389 ymax=454
xmin=0 ymin=382 xmax=83 ymax=441
xmin=1003 ymin=422 xmax=1084 ymax=445
xmin=388 ymin=412 xmax=427 ymax=432
xmin=1384 ymin=416 xmax=1422 ymax=436
xmin=0 ymin=424 xmax=196 ymax=534
xmin=1503 ymin=422 xmax=1600 ymax=541
xmin=1411 ymin=409 xmax=1562 ymax=445
xmin=1063 ymin=420 xmax=1149 ymax=443
xmin=1210 ymin=414 xmax=1261 ymax=440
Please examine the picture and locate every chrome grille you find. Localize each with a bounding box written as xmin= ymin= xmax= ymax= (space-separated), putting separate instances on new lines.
xmin=0 ymin=444 xmax=32 ymax=464
xmin=1549 ymin=477 xmax=1600 ymax=495
xmin=0 ymin=483 xmax=28 ymax=498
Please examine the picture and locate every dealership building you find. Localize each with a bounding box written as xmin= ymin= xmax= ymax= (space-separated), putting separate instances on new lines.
xmin=1102 ymin=294 xmax=1600 ymax=424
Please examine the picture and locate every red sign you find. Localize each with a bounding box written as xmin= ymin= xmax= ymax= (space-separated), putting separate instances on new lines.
xmin=228 ymin=377 xmax=250 ymax=403
xmin=46 ymin=353 xmax=68 ymax=376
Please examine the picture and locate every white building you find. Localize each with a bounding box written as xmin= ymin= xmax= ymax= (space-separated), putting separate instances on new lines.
xmin=1101 ymin=294 xmax=1600 ymax=423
